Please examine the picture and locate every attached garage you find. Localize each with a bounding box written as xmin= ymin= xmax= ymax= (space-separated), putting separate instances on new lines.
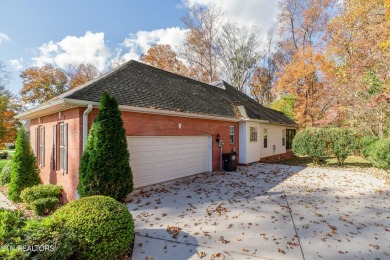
xmin=127 ymin=136 xmax=212 ymax=188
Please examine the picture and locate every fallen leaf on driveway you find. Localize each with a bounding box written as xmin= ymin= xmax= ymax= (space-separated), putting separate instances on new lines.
xmin=167 ymin=225 xmax=181 ymax=239
xmin=197 ymin=251 xmax=206 ymax=258
xmin=219 ymin=236 xmax=230 ymax=244
xmin=369 ymin=244 xmax=380 ymax=250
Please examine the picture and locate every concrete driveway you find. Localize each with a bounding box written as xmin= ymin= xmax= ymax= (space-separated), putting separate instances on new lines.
xmin=126 ymin=164 xmax=389 ymax=259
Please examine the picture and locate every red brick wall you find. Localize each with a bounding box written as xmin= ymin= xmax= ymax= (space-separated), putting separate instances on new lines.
xmin=88 ymin=109 xmax=239 ymax=172
xmin=30 ymin=107 xmax=83 ymax=202
xmin=30 ymin=107 xmax=239 ymax=202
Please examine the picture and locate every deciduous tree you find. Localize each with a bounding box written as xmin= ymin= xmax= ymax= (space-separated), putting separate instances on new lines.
xmin=216 ymin=23 xmax=263 ymax=92
xmin=66 ymin=63 xmax=100 ymax=89
xmin=20 ymin=65 xmax=67 ymax=104
xmin=180 ymin=4 xmax=223 ymax=83
xmin=141 ymin=44 xmax=189 ymax=76
xmin=0 ymin=61 xmax=18 ymax=147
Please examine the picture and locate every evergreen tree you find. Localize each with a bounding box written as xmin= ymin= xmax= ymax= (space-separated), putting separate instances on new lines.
xmin=77 ymin=91 xmax=133 ymax=201
xmin=9 ymin=127 xmax=41 ymax=201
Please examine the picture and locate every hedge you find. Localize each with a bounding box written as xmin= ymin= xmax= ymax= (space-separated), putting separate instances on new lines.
xmin=357 ymin=135 xmax=380 ymax=158
xmin=368 ymin=138 xmax=390 ymax=170
xmin=292 ymin=128 xmax=328 ymax=163
xmin=327 ymin=128 xmax=356 ymax=165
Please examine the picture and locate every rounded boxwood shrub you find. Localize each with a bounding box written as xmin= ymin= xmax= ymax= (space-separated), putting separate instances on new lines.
xmin=77 ymin=91 xmax=133 ymax=201
xmin=20 ymin=184 xmax=62 ymax=204
xmin=327 ymin=128 xmax=356 ymax=165
xmin=51 ymin=195 xmax=134 ymax=259
xmin=292 ymin=128 xmax=327 ymax=163
xmin=368 ymin=138 xmax=390 ymax=170
xmin=30 ymin=197 xmax=60 ymax=216
xmin=0 ymin=160 xmax=12 ymax=185
xmin=9 ymin=128 xmax=41 ymax=202
xmin=358 ymin=135 xmax=380 ymax=158
xmin=21 ymin=184 xmax=62 ymax=216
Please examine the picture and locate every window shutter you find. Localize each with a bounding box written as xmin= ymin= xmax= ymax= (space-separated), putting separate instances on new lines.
xmin=64 ymin=123 xmax=68 ymax=173
xmin=53 ymin=125 xmax=57 ymax=170
xmin=34 ymin=127 xmax=38 ymax=156
xmin=42 ymin=126 xmax=45 ymax=166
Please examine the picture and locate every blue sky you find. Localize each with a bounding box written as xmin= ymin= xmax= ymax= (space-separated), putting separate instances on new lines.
xmin=0 ymin=0 xmax=278 ymax=95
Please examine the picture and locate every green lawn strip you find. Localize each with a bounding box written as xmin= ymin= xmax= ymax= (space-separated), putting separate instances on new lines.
xmin=0 ymin=159 xmax=11 ymax=172
xmin=278 ymin=155 xmax=373 ymax=169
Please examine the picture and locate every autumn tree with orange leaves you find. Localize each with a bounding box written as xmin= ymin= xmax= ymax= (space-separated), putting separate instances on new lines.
xmin=20 ymin=63 xmax=100 ymax=105
xmin=141 ymin=44 xmax=189 ymax=77
xmin=327 ymin=0 xmax=390 ymax=137
xmin=275 ymin=0 xmax=337 ymax=128
xmin=0 ymin=61 xmax=19 ymax=147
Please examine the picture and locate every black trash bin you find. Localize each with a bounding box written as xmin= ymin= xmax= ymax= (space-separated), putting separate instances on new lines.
xmin=222 ymin=151 xmax=237 ymax=172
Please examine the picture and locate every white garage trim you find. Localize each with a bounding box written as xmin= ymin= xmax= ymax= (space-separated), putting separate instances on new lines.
xmin=127 ymin=136 xmax=212 ymax=188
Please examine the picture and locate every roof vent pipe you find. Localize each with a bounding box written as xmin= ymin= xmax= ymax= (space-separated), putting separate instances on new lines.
xmin=82 ymin=104 xmax=93 ymax=151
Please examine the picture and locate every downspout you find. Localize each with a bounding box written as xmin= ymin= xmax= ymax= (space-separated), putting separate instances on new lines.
xmin=82 ymin=104 xmax=93 ymax=151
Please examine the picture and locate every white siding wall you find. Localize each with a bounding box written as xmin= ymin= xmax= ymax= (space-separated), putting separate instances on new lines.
xmin=259 ymin=124 xmax=287 ymax=158
xmin=239 ymin=121 xmax=247 ymax=163
xmin=245 ymin=121 xmax=261 ymax=163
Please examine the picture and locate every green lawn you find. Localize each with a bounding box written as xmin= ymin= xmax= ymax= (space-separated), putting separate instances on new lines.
xmin=0 ymin=159 xmax=11 ymax=172
xmin=279 ymin=155 xmax=373 ymax=169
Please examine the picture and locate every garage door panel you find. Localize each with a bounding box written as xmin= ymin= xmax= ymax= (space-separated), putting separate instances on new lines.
xmin=127 ymin=136 xmax=210 ymax=188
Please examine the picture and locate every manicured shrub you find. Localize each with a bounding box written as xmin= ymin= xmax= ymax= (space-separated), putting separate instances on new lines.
xmin=9 ymin=128 xmax=41 ymax=202
xmin=20 ymin=184 xmax=62 ymax=204
xmin=368 ymin=138 xmax=390 ymax=170
xmin=0 ymin=160 xmax=12 ymax=185
xmin=327 ymin=128 xmax=356 ymax=165
xmin=0 ymin=209 xmax=26 ymax=246
xmin=51 ymin=195 xmax=134 ymax=259
xmin=21 ymin=184 xmax=62 ymax=216
xmin=77 ymin=91 xmax=133 ymax=201
xmin=30 ymin=197 xmax=60 ymax=216
xmin=357 ymin=135 xmax=380 ymax=158
xmin=292 ymin=128 xmax=327 ymax=163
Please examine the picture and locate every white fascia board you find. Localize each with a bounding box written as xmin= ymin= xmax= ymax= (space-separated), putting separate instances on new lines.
xmin=15 ymin=99 xmax=75 ymax=120
xmin=242 ymin=118 xmax=298 ymax=128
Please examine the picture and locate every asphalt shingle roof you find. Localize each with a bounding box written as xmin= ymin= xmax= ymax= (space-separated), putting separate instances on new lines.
xmin=65 ymin=60 xmax=296 ymax=126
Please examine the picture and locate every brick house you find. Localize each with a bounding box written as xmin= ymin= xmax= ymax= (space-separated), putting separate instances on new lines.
xmin=16 ymin=60 xmax=297 ymax=202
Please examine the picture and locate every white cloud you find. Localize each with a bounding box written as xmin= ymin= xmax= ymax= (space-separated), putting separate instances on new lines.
xmin=182 ymin=0 xmax=278 ymax=30
xmin=9 ymin=58 xmax=24 ymax=70
xmin=117 ymin=27 xmax=188 ymax=64
xmin=32 ymin=32 xmax=110 ymax=71
xmin=0 ymin=32 xmax=10 ymax=43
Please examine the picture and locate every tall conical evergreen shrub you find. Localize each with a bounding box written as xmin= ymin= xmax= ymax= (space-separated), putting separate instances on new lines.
xmin=77 ymin=91 xmax=133 ymax=201
xmin=9 ymin=127 xmax=41 ymax=202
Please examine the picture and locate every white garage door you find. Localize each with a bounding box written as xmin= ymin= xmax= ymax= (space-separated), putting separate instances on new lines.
xmin=127 ymin=136 xmax=211 ymax=188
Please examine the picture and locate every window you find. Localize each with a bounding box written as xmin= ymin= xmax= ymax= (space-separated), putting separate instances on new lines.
xmin=34 ymin=127 xmax=38 ymax=156
xmin=250 ymin=127 xmax=257 ymax=142
xmin=53 ymin=125 xmax=57 ymax=170
xmin=60 ymin=123 xmax=68 ymax=173
xmin=39 ymin=126 xmax=45 ymax=166
xmin=282 ymin=130 xmax=285 ymax=146
xmin=229 ymin=126 xmax=234 ymax=144
xmin=264 ymin=128 xmax=268 ymax=148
